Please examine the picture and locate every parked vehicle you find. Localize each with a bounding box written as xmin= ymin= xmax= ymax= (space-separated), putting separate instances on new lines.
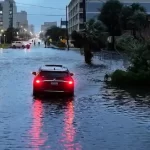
xmin=11 ymin=41 xmax=27 ymax=48
xmin=32 ymin=65 xmax=74 ymax=96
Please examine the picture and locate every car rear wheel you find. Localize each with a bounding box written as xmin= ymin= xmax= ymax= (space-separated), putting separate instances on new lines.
xmin=68 ymin=91 xmax=74 ymax=96
xmin=22 ymin=45 xmax=25 ymax=48
xmin=33 ymin=89 xmax=39 ymax=97
xmin=12 ymin=45 xmax=16 ymax=48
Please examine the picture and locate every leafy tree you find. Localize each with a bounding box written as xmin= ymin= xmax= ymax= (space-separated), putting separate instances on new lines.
xmin=121 ymin=3 xmax=147 ymax=39
xmin=128 ymin=10 xmax=147 ymax=39
xmin=98 ymin=0 xmax=123 ymax=50
xmin=131 ymin=3 xmax=146 ymax=12
xmin=45 ymin=26 xmax=66 ymax=42
xmin=4 ymin=28 xmax=19 ymax=43
xmin=19 ymin=32 xmax=31 ymax=40
xmin=71 ymin=30 xmax=83 ymax=48
xmin=121 ymin=5 xmax=133 ymax=30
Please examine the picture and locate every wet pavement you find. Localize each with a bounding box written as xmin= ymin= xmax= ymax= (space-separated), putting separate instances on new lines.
xmin=0 ymin=46 xmax=150 ymax=150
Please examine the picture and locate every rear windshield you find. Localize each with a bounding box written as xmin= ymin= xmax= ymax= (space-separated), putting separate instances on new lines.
xmin=39 ymin=71 xmax=69 ymax=78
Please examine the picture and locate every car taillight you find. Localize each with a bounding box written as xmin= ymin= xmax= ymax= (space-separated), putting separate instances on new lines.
xmin=34 ymin=77 xmax=42 ymax=84
xmin=68 ymin=81 xmax=73 ymax=85
xmin=36 ymin=80 xmax=41 ymax=84
xmin=64 ymin=77 xmax=74 ymax=85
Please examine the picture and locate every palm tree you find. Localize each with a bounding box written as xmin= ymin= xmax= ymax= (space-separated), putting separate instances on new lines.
xmin=81 ymin=19 xmax=107 ymax=64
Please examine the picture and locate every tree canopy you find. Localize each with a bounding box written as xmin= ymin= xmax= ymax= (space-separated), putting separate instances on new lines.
xmin=45 ymin=26 xmax=66 ymax=41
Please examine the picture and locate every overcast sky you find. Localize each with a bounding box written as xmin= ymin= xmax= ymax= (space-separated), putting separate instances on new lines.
xmin=16 ymin=0 xmax=70 ymax=32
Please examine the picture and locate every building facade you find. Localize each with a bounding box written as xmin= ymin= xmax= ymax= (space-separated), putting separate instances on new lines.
xmin=68 ymin=0 xmax=150 ymax=34
xmin=0 ymin=0 xmax=17 ymax=30
xmin=41 ymin=22 xmax=57 ymax=33
xmin=16 ymin=11 xmax=28 ymax=29
xmin=28 ymin=24 xmax=34 ymax=34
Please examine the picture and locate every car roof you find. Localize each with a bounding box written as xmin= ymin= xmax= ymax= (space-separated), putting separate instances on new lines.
xmin=13 ymin=41 xmax=23 ymax=42
xmin=39 ymin=65 xmax=69 ymax=72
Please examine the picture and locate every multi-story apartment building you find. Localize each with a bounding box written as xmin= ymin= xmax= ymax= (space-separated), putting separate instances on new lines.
xmin=68 ymin=0 xmax=150 ymax=34
xmin=41 ymin=22 xmax=57 ymax=33
xmin=0 ymin=0 xmax=17 ymax=30
xmin=16 ymin=11 xmax=28 ymax=29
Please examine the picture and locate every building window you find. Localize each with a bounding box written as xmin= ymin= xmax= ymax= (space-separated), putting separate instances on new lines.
xmin=0 ymin=11 xmax=2 ymax=14
xmin=9 ymin=11 xmax=12 ymax=14
xmin=0 ymin=21 xmax=3 ymax=25
xmin=79 ymin=3 xmax=83 ymax=8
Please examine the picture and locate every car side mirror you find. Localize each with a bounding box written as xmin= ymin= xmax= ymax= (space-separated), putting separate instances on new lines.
xmin=32 ymin=72 xmax=36 ymax=75
xmin=70 ymin=73 xmax=74 ymax=76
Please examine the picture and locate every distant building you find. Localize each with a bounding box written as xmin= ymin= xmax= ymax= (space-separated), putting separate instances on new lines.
xmin=41 ymin=22 xmax=57 ymax=33
xmin=28 ymin=24 xmax=34 ymax=34
xmin=16 ymin=11 xmax=28 ymax=29
xmin=0 ymin=0 xmax=17 ymax=30
xmin=68 ymin=0 xmax=150 ymax=34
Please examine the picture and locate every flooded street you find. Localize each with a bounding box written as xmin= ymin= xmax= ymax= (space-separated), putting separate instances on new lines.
xmin=0 ymin=46 xmax=150 ymax=150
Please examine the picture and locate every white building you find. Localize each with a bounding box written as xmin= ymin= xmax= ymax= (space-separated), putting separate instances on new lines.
xmin=16 ymin=11 xmax=28 ymax=29
xmin=0 ymin=0 xmax=17 ymax=30
xmin=41 ymin=22 xmax=57 ymax=33
xmin=68 ymin=0 xmax=150 ymax=34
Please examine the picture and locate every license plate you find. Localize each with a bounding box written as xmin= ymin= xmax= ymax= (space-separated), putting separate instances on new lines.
xmin=51 ymin=81 xmax=58 ymax=85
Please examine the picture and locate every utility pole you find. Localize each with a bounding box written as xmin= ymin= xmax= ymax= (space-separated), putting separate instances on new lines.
xmin=9 ymin=0 xmax=14 ymax=42
xmin=66 ymin=5 xmax=69 ymax=50
xmin=60 ymin=18 xmax=62 ymax=28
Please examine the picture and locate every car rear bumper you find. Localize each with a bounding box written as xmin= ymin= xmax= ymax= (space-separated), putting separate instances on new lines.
xmin=35 ymin=89 xmax=74 ymax=93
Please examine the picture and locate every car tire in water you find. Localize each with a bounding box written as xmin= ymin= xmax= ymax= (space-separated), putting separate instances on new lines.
xmin=12 ymin=45 xmax=16 ymax=49
xmin=22 ymin=45 xmax=25 ymax=49
xmin=33 ymin=89 xmax=39 ymax=97
xmin=68 ymin=91 xmax=74 ymax=96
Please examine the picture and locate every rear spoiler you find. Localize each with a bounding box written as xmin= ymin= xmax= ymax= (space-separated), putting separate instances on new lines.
xmin=45 ymin=65 xmax=63 ymax=67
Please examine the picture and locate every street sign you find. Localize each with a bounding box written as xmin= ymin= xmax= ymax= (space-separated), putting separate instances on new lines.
xmin=61 ymin=20 xmax=67 ymax=26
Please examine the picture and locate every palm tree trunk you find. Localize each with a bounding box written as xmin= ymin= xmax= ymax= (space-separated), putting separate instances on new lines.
xmin=83 ymin=40 xmax=93 ymax=64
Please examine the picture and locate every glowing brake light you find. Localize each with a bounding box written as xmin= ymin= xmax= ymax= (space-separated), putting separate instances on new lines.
xmin=35 ymin=80 xmax=41 ymax=84
xmin=68 ymin=81 xmax=73 ymax=85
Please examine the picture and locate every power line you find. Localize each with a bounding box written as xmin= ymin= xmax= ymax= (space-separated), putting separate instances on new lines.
xmin=15 ymin=2 xmax=65 ymax=10
xmin=25 ymin=13 xmax=65 ymax=16
xmin=0 ymin=10 xmax=65 ymax=16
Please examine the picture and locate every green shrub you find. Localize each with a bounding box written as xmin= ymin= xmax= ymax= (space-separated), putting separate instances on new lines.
xmin=111 ymin=70 xmax=127 ymax=85
xmin=116 ymin=34 xmax=140 ymax=52
xmin=111 ymin=69 xmax=150 ymax=86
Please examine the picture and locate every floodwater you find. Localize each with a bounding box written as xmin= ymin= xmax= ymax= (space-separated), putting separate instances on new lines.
xmin=0 ymin=46 xmax=150 ymax=150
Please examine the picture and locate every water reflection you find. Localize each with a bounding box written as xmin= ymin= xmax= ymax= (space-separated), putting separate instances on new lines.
xmin=24 ymin=48 xmax=31 ymax=53
xmin=29 ymin=99 xmax=47 ymax=150
xmin=61 ymin=98 xmax=81 ymax=150
xmin=101 ymin=85 xmax=150 ymax=119
xmin=29 ymin=96 xmax=81 ymax=150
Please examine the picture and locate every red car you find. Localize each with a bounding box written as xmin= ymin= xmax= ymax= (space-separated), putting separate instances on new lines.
xmin=32 ymin=65 xmax=74 ymax=96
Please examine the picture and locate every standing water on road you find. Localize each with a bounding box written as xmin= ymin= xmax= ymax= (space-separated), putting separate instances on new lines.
xmin=0 ymin=47 xmax=150 ymax=150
